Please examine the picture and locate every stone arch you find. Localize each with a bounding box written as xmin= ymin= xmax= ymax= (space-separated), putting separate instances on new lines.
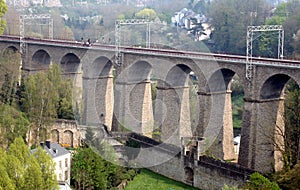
xmin=89 ymin=56 xmax=113 ymax=77
xmin=2 ymin=46 xmax=18 ymax=55
xmin=84 ymin=56 xmax=114 ymax=129
xmin=51 ymin=129 xmax=59 ymax=144
xmin=114 ymin=60 xmax=153 ymax=135
xmin=248 ymin=73 xmax=297 ymax=173
xmin=63 ymin=130 xmax=74 ymax=148
xmin=184 ymin=167 xmax=194 ymax=184
xmin=60 ymin=53 xmax=80 ymax=73
xmin=165 ymin=64 xmax=192 ymax=87
xmin=31 ymin=49 xmax=51 ymax=69
xmin=127 ymin=61 xmax=152 ymax=83
xmin=206 ymin=68 xmax=236 ymax=93
xmin=202 ymin=68 xmax=241 ymax=161
xmin=260 ymin=74 xmax=291 ymax=99
xmin=155 ymin=64 xmax=196 ymax=145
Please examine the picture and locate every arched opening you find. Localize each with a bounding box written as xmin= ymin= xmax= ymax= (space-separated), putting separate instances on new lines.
xmin=205 ymin=68 xmax=243 ymax=161
xmin=63 ymin=130 xmax=74 ymax=148
xmin=184 ymin=167 xmax=194 ymax=184
xmin=2 ymin=46 xmax=18 ymax=55
xmin=113 ymin=61 xmax=153 ymax=136
xmin=86 ymin=56 xmax=114 ymax=129
xmin=154 ymin=64 xmax=197 ymax=145
xmin=51 ymin=129 xmax=59 ymax=144
xmin=260 ymin=74 xmax=290 ymax=100
xmin=31 ymin=49 xmax=51 ymax=69
xmin=60 ymin=53 xmax=80 ymax=73
xmin=231 ymin=74 xmax=244 ymax=160
xmin=259 ymin=74 xmax=299 ymax=171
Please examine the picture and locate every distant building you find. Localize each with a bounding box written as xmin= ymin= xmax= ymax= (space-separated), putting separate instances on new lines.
xmin=32 ymin=141 xmax=71 ymax=186
xmin=172 ymin=8 xmax=207 ymax=29
xmin=171 ymin=8 xmax=209 ymax=41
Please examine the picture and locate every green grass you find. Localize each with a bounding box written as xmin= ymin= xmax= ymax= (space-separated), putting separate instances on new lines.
xmin=125 ymin=169 xmax=200 ymax=190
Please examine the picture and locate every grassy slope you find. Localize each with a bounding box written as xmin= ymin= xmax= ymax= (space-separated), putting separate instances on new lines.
xmin=125 ymin=169 xmax=200 ymax=190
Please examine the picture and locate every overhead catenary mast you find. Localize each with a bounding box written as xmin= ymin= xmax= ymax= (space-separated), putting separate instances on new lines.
xmin=246 ymin=25 xmax=284 ymax=81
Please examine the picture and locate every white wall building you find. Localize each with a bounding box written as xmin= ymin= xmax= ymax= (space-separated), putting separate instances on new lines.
xmin=40 ymin=141 xmax=71 ymax=186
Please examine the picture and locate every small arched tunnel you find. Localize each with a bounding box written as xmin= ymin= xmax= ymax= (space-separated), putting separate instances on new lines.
xmin=206 ymin=68 xmax=236 ymax=93
xmin=61 ymin=53 xmax=80 ymax=73
xmin=260 ymin=74 xmax=292 ymax=100
xmin=90 ymin=56 xmax=113 ymax=77
xmin=32 ymin=49 xmax=51 ymax=69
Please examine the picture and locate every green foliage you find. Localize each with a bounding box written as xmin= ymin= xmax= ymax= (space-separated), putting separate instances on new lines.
xmin=72 ymin=138 xmax=138 ymax=190
xmin=0 ymin=0 xmax=8 ymax=35
xmin=0 ymin=49 xmax=21 ymax=106
xmin=47 ymin=64 xmax=75 ymax=120
xmin=222 ymin=184 xmax=238 ymax=190
xmin=72 ymin=147 xmax=109 ymax=189
xmin=0 ymin=137 xmax=58 ymax=190
xmin=124 ymin=169 xmax=199 ymax=190
xmin=20 ymin=72 xmax=57 ymax=144
xmin=0 ymin=104 xmax=29 ymax=148
xmin=33 ymin=147 xmax=58 ymax=190
xmin=22 ymin=154 xmax=44 ymax=190
xmin=283 ymin=81 xmax=300 ymax=168
xmin=19 ymin=64 xmax=75 ymax=145
xmin=208 ymin=0 xmax=269 ymax=54
xmin=135 ymin=8 xmax=157 ymax=20
xmin=275 ymin=162 xmax=300 ymax=190
xmin=246 ymin=172 xmax=280 ymax=190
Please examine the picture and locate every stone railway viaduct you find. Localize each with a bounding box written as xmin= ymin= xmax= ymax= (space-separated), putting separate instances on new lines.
xmin=0 ymin=36 xmax=299 ymax=187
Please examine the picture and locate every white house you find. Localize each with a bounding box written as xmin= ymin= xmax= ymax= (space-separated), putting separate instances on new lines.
xmin=39 ymin=141 xmax=71 ymax=186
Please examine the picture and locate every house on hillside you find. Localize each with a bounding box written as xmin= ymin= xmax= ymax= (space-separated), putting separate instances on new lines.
xmin=32 ymin=141 xmax=71 ymax=188
xmin=172 ymin=8 xmax=207 ymax=29
xmin=172 ymin=8 xmax=209 ymax=41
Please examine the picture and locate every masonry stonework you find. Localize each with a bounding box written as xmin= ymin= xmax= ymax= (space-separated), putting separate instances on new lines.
xmin=1 ymin=38 xmax=299 ymax=177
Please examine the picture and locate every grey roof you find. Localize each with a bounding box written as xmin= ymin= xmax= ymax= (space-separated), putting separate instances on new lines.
xmin=31 ymin=142 xmax=70 ymax=158
xmin=45 ymin=142 xmax=70 ymax=158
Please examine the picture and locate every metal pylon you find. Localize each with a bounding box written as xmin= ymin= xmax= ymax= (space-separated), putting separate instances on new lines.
xmin=246 ymin=25 xmax=284 ymax=81
xmin=114 ymin=19 xmax=154 ymax=66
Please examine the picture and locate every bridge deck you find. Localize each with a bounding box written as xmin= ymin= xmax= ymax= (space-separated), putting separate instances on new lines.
xmin=1 ymin=35 xmax=299 ymax=68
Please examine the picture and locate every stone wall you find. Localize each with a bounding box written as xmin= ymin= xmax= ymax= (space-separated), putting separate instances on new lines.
xmin=129 ymin=133 xmax=254 ymax=190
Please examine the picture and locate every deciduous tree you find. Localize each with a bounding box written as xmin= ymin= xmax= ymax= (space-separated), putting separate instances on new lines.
xmin=20 ymin=72 xmax=58 ymax=144
xmin=0 ymin=0 xmax=8 ymax=35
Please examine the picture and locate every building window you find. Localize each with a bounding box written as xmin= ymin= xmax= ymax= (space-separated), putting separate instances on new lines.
xmin=59 ymin=173 xmax=62 ymax=181
xmin=65 ymin=158 xmax=68 ymax=167
xmin=65 ymin=170 xmax=68 ymax=181
xmin=59 ymin=160 xmax=62 ymax=169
